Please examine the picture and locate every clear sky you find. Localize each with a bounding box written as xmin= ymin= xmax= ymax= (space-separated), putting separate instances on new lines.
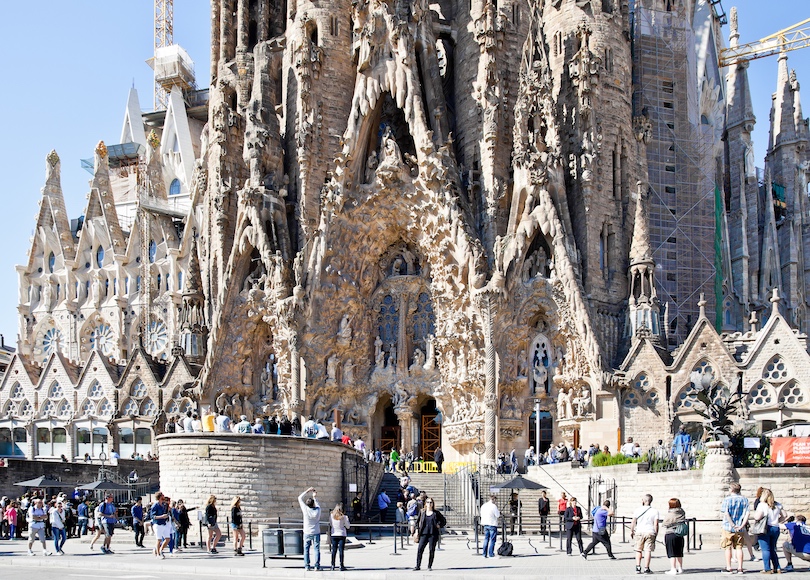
xmin=0 ymin=1 xmax=807 ymax=350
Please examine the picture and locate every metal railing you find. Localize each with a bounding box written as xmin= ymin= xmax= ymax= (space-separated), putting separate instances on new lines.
xmin=646 ymin=441 xmax=705 ymax=472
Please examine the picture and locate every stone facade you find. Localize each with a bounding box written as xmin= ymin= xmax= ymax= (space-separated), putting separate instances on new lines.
xmin=2 ymin=0 xmax=810 ymax=467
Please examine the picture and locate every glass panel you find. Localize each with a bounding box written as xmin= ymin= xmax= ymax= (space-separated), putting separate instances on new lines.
xmin=13 ymin=428 xmax=27 ymax=456
xmin=119 ymin=427 xmax=134 ymax=459
xmin=52 ymin=428 xmax=68 ymax=458
xmin=76 ymin=428 xmax=92 ymax=458
xmin=92 ymin=427 xmax=108 ymax=457
xmin=135 ymin=428 xmax=152 ymax=455
xmin=36 ymin=428 xmax=52 ymax=456
xmin=0 ymin=428 xmax=12 ymax=456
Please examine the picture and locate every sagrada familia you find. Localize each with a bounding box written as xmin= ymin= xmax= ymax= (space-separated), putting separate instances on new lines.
xmin=1 ymin=0 xmax=809 ymax=464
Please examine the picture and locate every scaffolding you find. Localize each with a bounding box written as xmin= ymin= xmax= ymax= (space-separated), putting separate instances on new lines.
xmin=633 ymin=6 xmax=723 ymax=344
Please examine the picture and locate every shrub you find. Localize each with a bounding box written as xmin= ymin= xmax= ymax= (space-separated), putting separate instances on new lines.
xmin=590 ymin=453 xmax=644 ymax=467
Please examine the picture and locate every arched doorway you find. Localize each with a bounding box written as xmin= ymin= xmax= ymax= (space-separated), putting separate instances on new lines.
xmin=419 ymin=399 xmax=441 ymax=459
xmin=528 ymin=410 xmax=553 ymax=454
xmin=379 ymin=404 xmax=400 ymax=453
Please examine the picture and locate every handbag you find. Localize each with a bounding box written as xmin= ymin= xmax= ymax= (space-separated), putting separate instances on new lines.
xmin=674 ymin=521 xmax=688 ymax=537
xmin=750 ymin=516 xmax=767 ymax=536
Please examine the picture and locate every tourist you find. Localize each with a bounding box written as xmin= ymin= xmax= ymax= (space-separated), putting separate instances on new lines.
xmin=602 ymin=445 xmax=611 ymax=456
xmin=50 ymin=500 xmax=67 ymax=554
xmin=298 ymin=487 xmax=322 ymax=571
xmin=509 ymin=491 xmax=521 ymax=535
xmin=214 ymin=410 xmax=231 ymax=433
xmin=234 ymin=414 xmax=251 ymax=433
xmin=315 ymin=419 xmax=329 ymax=440
xmin=176 ymin=500 xmax=191 ymax=548
xmin=26 ymin=498 xmax=50 ymax=556
xmin=752 ymin=488 xmax=784 ymax=574
xmin=191 ymin=413 xmax=203 ymax=432
xmin=151 ymin=492 xmax=172 ymax=558
xmin=480 ymin=494 xmax=500 ymax=558
xmin=538 ymin=490 xmax=550 ymax=536
xmin=434 ymin=447 xmax=444 ymax=473
xmin=662 ymin=498 xmax=686 ymax=575
xmin=88 ymin=502 xmax=104 ymax=551
xmin=4 ymin=501 xmax=17 ymax=541
xmin=131 ymin=497 xmax=145 ymax=547
xmin=720 ymin=482 xmax=749 ymax=574
xmin=557 ymin=492 xmax=569 ymax=526
xmin=341 ymin=431 xmax=352 ymax=446
xmin=301 ymin=415 xmax=318 ymax=438
xmin=414 ymin=497 xmax=446 ymax=571
xmin=182 ymin=410 xmax=194 ymax=432
xmin=582 ymin=499 xmax=616 ymax=560
xmin=280 ymin=415 xmax=293 ymax=435
xmin=329 ymin=503 xmax=351 ymax=571
xmin=389 ymin=448 xmax=400 ymax=472
xmin=170 ymin=499 xmax=182 ymax=553
xmin=351 ymin=493 xmax=362 ymax=522
xmin=205 ymin=495 xmax=222 ymax=554
xmin=621 ymin=437 xmax=636 ymax=457
xmin=565 ymin=496 xmax=584 ymax=555
xmin=98 ymin=493 xmax=117 ymax=554
xmin=672 ymin=426 xmax=691 ymax=470
xmin=396 ymin=500 xmax=407 ymax=529
xmin=330 ymin=422 xmax=343 ymax=442
xmin=228 ymin=496 xmax=245 ymax=556
xmin=252 ymin=417 xmax=265 ymax=433
xmin=407 ymin=494 xmax=420 ymax=534
xmin=630 ymin=494 xmax=659 ymax=574
xmin=377 ymin=489 xmax=391 ymax=522
xmin=76 ymin=498 xmax=88 ymax=536
xmin=268 ymin=414 xmax=278 ymax=434
xmin=783 ymin=514 xmax=810 ymax=571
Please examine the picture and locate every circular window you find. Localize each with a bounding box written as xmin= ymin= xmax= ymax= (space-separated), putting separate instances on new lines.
xmin=42 ymin=327 xmax=64 ymax=361
xmin=147 ymin=320 xmax=168 ymax=355
xmin=635 ymin=373 xmax=650 ymax=390
xmin=645 ymin=390 xmax=660 ymax=408
xmin=763 ymin=357 xmax=788 ymax=382
xmin=11 ymin=384 xmax=25 ymax=400
xmin=131 ymin=380 xmax=147 ymax=398
xmin=747 ymin=383 xmax=773 ymax=407
xmin=98 ymin=400 xmax=114 ymax=417
xmin=123 ymin=399 xmax=140 ymax=416
xmin=778 ymin=383 xmax=806 ymax=406
xmin=623 ymin=392 xmax=640 ymax=408
xmin=90 ymin=324 xmax=116 ymax=356
xmin=141 ymin=399 xmax=158 ymax=416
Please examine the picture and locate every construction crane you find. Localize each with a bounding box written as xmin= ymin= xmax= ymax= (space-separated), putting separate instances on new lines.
xmin=719 ymin=16 xmax=810 ymax=68
xmin=153 ymin=0 xmax=174 ymax=110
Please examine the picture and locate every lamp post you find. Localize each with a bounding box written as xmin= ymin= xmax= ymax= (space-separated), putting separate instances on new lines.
xmin=534 ymin=399 xmax=542 ymax=463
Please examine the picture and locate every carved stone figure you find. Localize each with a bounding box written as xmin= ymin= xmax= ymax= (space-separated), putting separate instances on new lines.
xmin=338 ymin=314 xmax=352 ymax=345
xmin=575 ymin=385 xmax=592 ymax=417
xmin=410 ymin=347 xmax=425 ymax=371
xmin=326 ymin=353 xmax=339 ymax=382
xmin=232 ymin=394 xmax=244 ymax=420
xmin=517 ymin=349 xmax=528 ymax=378
xmin=216 ymin=392 xmax=229 ymax=415
xmin=424 ymin=335 xmax=436 ymax=370
xmin=343 ymin=358 xmax=355 ymax=384
xmin=241 ymin=358 xmax=253 ymax=387
xmin=387 ymin=344 xmax=397 ymax=368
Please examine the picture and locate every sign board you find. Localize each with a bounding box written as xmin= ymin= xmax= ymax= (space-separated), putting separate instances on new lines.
xmin=770 ymin=437 xmax=810 ymax=465
xmin=743 ymin=437 xmax=761 ymax=449
xmin=348 ymin=483 xmax=357 ymax=493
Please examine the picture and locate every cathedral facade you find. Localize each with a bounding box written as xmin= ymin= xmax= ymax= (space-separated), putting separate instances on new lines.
xmin=1 ymin=0 xmax=809 ymax=462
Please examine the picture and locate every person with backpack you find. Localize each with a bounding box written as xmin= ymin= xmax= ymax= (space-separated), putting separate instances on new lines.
xmin=377 ymin=490 xmax=391 ymax=523
xmin=413 ymin=497 xmax=446 ymax=571
xmin=662 ymin=498 xmax=687 ymax=575
xmin=98 ymin=494 xmax=118 ymax=555
xmin=582 ymin=499 xmax=616 ymax=560
xmin=480 ymin=494 xmax=501 ymax=558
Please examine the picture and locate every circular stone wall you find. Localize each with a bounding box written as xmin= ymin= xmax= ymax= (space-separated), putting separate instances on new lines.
xmin=156 ymin=433 xmax=356 ymax=522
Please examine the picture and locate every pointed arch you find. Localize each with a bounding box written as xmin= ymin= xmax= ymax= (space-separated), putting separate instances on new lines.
xmin=777 ymin=380 xmax=806 ymax=407
xmin=747 ymin=381 xmax=776 ymax=409
xmin=762 ymin=355 xmax=790 ymax=383
xmin=80 ymin=398 xmax=96 ymax=417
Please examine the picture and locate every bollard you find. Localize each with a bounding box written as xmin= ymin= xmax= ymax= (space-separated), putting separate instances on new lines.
xmin=391 ymin=524 xmax=400 ymax=555
xmin=559 ymin=516 xmax=564 ymax=552
xmin=225 ymin=517 xmax=230 ymax=541
xmin=622 ymin=516 xmax=627 ymax=543
xmin=474 ymin=516 xmax=480 ymax=554
xmin=199 ymin=520 xmax=204 ymax=551
xmin=249 ymin=522 xmax=253 ymax=551
xmin=368 ymin=524 xmax=375 ymax=545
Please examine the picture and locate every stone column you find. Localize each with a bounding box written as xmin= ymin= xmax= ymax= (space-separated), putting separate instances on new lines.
xmin=397 ymin=293 xmax=409 ymax=376
xmin=288 ymin=333 xmax=302 ymax=419
xmin=701 ymin=440 xmax=736 ymax=534
xmin=478 ymin=292 xmax=498 ymax=466
xmin=395 ymin=408 xmax=415 ymax=454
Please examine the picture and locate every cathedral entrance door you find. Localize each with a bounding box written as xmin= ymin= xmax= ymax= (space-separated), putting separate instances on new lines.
xmin=381 ymin=426 xmax=400 ymax=454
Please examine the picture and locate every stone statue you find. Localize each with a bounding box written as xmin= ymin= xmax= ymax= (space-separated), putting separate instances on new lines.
xmin=532 ymin=353 xmax=547 ymax=387
xmin=232 ymin=394 xmax=244 ymax=420
xmin=411 ymin=347 xmax=425 ymax=369
xmin=365 ymin=151 xmax=378 ymax=182
xmin=557 ymin=388 xmax=567 ymax=421
xmin=388 ymin=344 xmax=397 ymax=368
xmin=241 ymin=358 xmax=253 ymax=387
xmin=457 ymin=349 xmax=467 ymax=381
xmin=216 ymin=392 xmax=229 ymax=415
xmin=326 ymin=354 xmax=339 ymax=382
xmin=517 ymin=349 xmax=528 ymax=378
xmin=424 ymin=335 xmax=436 ymax=370
xmin=575 ymin=385 xmax=592 ymax=417
xmin=374 ymin=335 xmax=383 ymax=360
xmin=338 ymin=314 xmax=353 ymax=345
xmin=343 ymin=358 xmax=355 ymax=384
xmin=564 ymin=388 xmax=574 ymax=419
xmin=375 ymin=346 xmax=385 ymax=370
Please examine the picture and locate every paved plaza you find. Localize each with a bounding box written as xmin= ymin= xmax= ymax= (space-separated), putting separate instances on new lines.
xmin=0 ymin=530 xmax=806 ymax=580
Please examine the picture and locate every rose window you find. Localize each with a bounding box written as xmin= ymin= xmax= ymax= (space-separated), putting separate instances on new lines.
xmin=677 ymin=385 xmax=698 ymax=409
xmin=4 ymin=401 xmax=17 ymax=416
xmin=123 ymin=399 xmax=139 ymax=416
xmin=90 ymin=324 xmax=116 ymax=356
xmin=166 ymin=400 xmax=179 ymax=414
xmin=42 ymin=328 xmax=64 ymax=360
xmin=41 ymin=400 xmax=56 ymax=417
xmin=146 ymin=320 xmax=168 ymax=355
xmin=98 ymin=400 xmax=114 ymax=417
xmin=645 ymin=390 xmax=660 ymax=408
xmin=131 ymin=381 xmax=147 ymax=398
xmin=11 ymin=384 xmax=24 ymax=400
xmin=623 ymin=391 xmax=640 ymax=408
xmin=747 ymin=382 xmax=773 ymax=407
xmin=82 ymin=400 xmax=96 ymax=416
xmin=58 ymin=401 xmax=72 ymax=418
xmin=19 ymin=401 xmax=33 ymax=417
xmin=778 ymin=383 xmax=806 ymax=406
xmin=763 ymin=357 xmax=788 ymax=382
xmin=141 ymin=398 xmax=158 ymax=416
xmin=49 ymin=382 xmax=63 ymax=399
xmin=635 ymin=373 xmax=650 ymax=390
xmin=88 ymin=382 xmax=104 ymax=399
xmin=182 ymin=400 xmax=195 ymax=414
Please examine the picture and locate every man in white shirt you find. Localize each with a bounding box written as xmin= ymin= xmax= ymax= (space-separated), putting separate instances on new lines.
xmin=480 ymin=494 xmax=501 ymax=558
xmin=182 ymin=411 xmax=194 ymax=433
xmin=621 ymin=437 xmax=636 ymax=457
xmin=191 ymin=413 xmax=203 ymax=432
xmin=302 ymin=416 xmax=318 ymax=438
xmin=630 ymin=494 xmax=660 ymax=574
xmin=27 ymin=499 xmax=50 ymax=556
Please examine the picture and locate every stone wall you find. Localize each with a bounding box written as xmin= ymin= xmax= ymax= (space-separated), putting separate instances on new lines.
xmin=157 ymin=433 xmax=372 ymax=523
xmin=0 ymin=458 xmax=159 ymax=499
xmin=527 ymin=459 xmax=810 ymax=523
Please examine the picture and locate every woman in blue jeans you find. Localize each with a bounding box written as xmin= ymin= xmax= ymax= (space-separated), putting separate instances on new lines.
xmin=753 ymin=489 xmax=784 ymax=573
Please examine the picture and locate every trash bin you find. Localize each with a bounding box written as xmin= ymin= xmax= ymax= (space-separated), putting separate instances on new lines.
xmin=283 ymin=529 xmax=305 ymax=556
xmin=263 ymin=528 xmax=284 ymax=556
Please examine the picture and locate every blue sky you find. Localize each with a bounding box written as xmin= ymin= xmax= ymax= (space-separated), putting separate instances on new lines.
xmin=0 ymin=1 xmax=807 ymax=349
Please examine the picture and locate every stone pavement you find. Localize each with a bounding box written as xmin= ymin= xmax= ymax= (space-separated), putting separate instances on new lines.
xmin=0 ymin=531 xmax=805 ymax=579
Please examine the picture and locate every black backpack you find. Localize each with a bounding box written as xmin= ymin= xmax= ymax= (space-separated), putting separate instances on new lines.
xmin=497 ymin=541 xmax=513 ymax=556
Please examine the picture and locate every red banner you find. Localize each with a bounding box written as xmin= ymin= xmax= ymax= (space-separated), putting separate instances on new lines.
xmin=770 ymin=437 xmax=810 ymax=465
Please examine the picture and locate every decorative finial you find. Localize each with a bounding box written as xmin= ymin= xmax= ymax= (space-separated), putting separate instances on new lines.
xmin=46 ymin=150 xmax=60 ymax=167
xmin=147 ymin=130 xmax=160 ymax=150
xmin=770 ymin=287 xmax=781 ymax=312
xmin=698 ymin=293 xmax=707 ymax=318
xmin=95 ymin=141 xmax=108 ymax=158
xmin=749 ymin=310 xmax=758 ymax=333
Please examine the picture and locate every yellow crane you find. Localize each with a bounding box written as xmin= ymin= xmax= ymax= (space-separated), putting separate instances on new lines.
xmin=719 ymin=16 xmax=810 ymax=68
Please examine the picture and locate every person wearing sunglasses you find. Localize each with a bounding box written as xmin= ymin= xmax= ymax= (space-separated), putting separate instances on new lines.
xmin=413 ymin=497 xmax=446 ymax=571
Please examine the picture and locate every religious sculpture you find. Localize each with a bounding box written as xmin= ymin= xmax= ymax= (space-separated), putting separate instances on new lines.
xmin=326 ymin=354 xmax=339 ymax=382
xmin=337 ymin=314 xmax=353 ymax=346
xmin=574 ymin=385 xmax=592 ymax=417
xmin=343 ymin=358 xmax=355 ymax=384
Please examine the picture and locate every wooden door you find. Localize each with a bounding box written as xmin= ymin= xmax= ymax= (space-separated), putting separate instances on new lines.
xmin=420 ymin=413 xmax=441 ymax=459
